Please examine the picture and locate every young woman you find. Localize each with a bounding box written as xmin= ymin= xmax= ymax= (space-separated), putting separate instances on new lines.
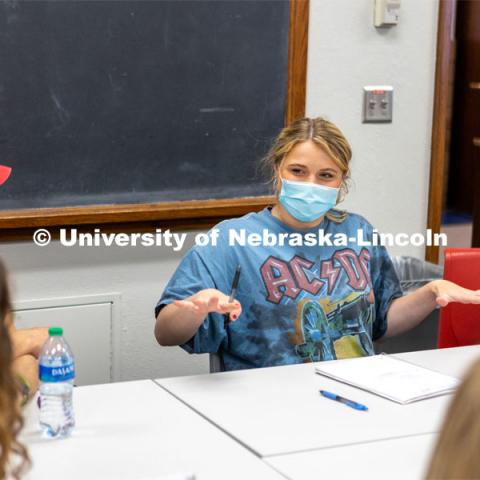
xmin=0 ymin=260 xmax=30 ymax=479
xmin=426 ymin=357 xmax=480 ymax=478
xmin=154 ymin=117 xmax=480 ymax=371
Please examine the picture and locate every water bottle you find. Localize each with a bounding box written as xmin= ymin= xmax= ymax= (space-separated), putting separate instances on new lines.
xmin=38 ymin=327 xmax=75 ymax=438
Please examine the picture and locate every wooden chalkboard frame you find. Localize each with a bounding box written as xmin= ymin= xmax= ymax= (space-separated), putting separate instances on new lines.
xmin=0 ymin=0 xmax=309 ymax=239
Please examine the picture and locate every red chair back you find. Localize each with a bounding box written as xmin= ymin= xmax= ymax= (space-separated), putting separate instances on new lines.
xmin=438 ymin=248 xmax=480 ymax=348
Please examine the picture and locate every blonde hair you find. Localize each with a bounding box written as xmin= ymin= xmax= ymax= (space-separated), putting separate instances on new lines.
xmin=263 ymin=117 xmax=352 ymax=223
xmin=0 ymin=261 xmax=29 ymax=480
xmin=425 ymin=358 xmax=480 ymax=479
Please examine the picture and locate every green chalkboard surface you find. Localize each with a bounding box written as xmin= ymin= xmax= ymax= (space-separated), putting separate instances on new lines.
xmin=0 ymin=0 xmax=290 ymax=210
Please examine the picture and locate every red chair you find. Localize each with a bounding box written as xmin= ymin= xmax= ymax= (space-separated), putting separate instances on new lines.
xmin=438 ymin=248 xmax=480 ymax=348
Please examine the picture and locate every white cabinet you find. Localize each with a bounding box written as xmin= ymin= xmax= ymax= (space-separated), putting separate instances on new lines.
xmin=13 ymin=299 xmax=114 ymax=386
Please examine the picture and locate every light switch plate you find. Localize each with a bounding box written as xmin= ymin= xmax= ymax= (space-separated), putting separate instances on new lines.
xmin=374 ymin=0 xmax=401 ymax=27
xmin=363 ymin=86 xmax=393 ymax=123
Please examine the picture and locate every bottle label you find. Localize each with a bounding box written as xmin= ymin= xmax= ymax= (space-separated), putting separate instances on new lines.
xmin=39 ymin=363 xmax=75 ymax=382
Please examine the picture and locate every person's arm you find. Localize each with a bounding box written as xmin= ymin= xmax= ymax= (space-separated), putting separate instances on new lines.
xmin=12 ymin=354 xmax=39 ymax=405
xmin=9 ymin=326 xmax=49 ymax=359
xmin=384 ymin=280 xmax=480 ymax=338
xmin=155 ymin=288 xmax=241 ymax=346
xmin=6 ymin=313 xmax=49 ymax=358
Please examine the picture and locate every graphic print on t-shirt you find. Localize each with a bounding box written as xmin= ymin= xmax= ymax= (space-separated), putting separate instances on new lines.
xmin=260 ymin=248 xmax=376 ymax=362
xmin=157 ymin=208 xmax=403 ymax=371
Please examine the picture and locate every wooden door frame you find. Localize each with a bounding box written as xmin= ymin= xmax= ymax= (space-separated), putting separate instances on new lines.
xmin=426 ymin=0 xmax=457 ymax=263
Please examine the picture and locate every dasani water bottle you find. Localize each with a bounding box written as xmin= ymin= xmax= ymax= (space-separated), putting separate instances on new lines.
xmin=39 ymin=327 xmax=75 ymax=438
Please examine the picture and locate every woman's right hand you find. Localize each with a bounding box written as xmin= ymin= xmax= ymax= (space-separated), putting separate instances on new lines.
xmin=173 ymin=288 xmax=242 ymax=322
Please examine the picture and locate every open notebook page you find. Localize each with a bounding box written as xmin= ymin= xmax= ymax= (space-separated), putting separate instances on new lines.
xmin=315 ymin=354 xmax=460 ymax=404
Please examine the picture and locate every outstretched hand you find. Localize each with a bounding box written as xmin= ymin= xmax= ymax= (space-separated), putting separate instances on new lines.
xmin=432 ymin=280 xmax=480 ymax=308
xmin=173 ymin=288 xmax=242 ymax=321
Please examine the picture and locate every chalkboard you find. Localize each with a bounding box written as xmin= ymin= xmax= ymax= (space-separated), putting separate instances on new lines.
xmin=0 ymin=0 xmax=291 ymax=211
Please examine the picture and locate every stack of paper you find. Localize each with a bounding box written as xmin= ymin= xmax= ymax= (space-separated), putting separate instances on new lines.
xmin=315 ymin=354 xmax=460 ymax=404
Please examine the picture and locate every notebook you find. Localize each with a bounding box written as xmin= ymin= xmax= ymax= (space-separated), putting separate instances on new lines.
xmin=315 ymin=354 xmax=460 ymax=404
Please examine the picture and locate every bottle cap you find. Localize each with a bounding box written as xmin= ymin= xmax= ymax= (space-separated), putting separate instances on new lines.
xmin=48 ymin=327 xmax=63 ymax=336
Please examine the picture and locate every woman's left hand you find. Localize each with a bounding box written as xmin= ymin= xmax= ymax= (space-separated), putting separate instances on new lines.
xmin=431 ymin=280 xmax=480 ymax=307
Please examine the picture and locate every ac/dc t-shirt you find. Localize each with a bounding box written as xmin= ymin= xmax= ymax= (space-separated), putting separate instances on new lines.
xmin=155 ymin=207 xmax=402 ymax=371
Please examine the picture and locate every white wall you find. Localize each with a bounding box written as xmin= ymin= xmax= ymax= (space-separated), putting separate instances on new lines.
xmin=0 ymin=0 xmax=439 ymax=381
xmin=307 ymin=0 xmax=438 ymax=258
xmin=1 ymin=235 xmax=209 ymax=381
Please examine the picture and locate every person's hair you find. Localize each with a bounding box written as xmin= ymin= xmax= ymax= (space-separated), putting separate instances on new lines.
xmin=262 ymin=117 xmax=352 ymax=223
xmin=425 ymin=358 xmax=480 ymax=479
xmin=0 ymin=260 xmax=29 ymax=480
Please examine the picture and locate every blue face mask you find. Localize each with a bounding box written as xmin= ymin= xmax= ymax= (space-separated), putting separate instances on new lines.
xmin=278 ymin=178 xmax=339 ymax=223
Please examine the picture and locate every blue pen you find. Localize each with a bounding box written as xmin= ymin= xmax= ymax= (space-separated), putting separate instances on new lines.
xmin=319 ymin=390 xmax=368 ymax=411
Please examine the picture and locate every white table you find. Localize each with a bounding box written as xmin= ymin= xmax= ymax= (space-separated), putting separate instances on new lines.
xmin=21 ymin=380 xmax=283 ymax=480
xmin=266 ymin=433 xmax=438 ymax=480
xmin=156 ymin=346 xmax=480 ymax=457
